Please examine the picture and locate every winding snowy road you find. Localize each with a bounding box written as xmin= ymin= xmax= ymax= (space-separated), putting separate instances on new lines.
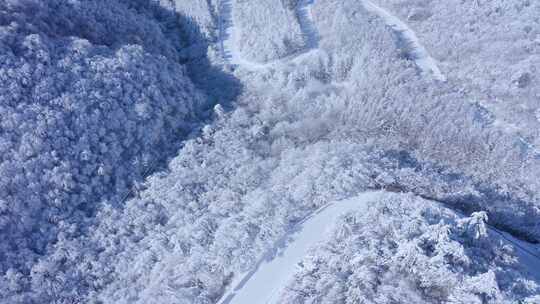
xmin=217 ymin=191 xmax=540 ymax=304
xmin=360 ymin=0 xmax=446 ymax=82
xmin=218 ymin=0 xmax=319 ymax=70
xmin=212 ymin=4 xmax=540 ymax=303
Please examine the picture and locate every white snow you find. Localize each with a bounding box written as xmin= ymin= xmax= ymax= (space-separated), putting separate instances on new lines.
xmin=361 ymin=0 xmax=447 ymax=82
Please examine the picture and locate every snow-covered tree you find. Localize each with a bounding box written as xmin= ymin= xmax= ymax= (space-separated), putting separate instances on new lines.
xmin=0 ymin=1 xmax=207 ymax=301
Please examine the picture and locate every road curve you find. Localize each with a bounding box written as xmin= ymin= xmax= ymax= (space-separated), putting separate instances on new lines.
xmin=217 ymin=191 xmax=540 ymax=304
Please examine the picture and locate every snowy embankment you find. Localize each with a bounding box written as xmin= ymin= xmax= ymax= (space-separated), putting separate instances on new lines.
xmin=218 ymin=192 xmax=540 ymax=304
xmin=361 ymin=0 xmax=446 ymax=82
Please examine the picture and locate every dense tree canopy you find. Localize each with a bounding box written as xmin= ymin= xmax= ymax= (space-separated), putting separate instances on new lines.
xmin=0 ymin=0 xmax=206 ymax=296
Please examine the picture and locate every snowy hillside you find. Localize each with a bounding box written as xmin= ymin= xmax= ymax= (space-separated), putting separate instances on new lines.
xmin=1 ymin=0 xmax=539 ymax=303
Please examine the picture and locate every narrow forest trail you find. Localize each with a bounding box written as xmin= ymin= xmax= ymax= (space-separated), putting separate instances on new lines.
xmin=217 ymin=192 xmax=540 ymax=304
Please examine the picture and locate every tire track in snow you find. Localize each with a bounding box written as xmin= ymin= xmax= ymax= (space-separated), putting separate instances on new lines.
xmin=217 ymin=191 xmax=540 ymax=304
xmin=218 ymin=0 xmax=319 ymax=70
xmin=361 ymin=0 xmax=447 ymax=82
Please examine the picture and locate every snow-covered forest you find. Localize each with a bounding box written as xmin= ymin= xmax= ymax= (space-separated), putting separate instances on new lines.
xmin=1 ymin=0 xmax=539 ymax=303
